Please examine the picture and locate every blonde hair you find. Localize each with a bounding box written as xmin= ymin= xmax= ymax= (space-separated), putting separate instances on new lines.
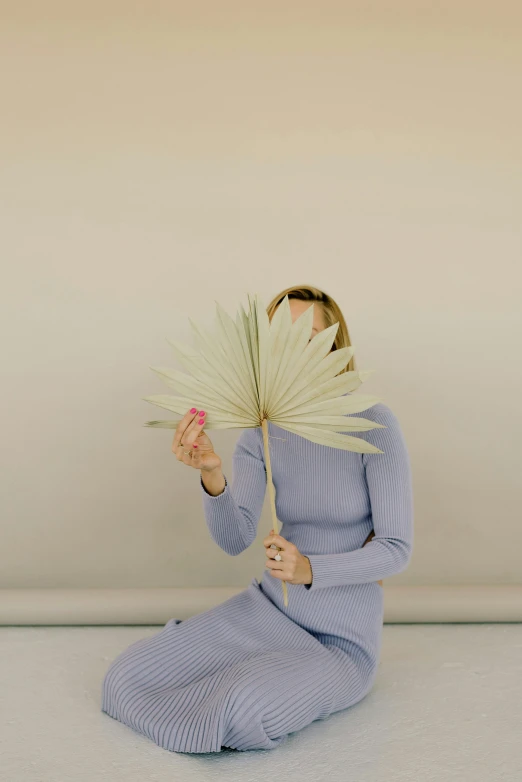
xmin=266 ymin=284 xmax=356 ymax=374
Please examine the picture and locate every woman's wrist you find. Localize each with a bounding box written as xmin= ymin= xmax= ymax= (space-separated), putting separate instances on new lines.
xmin=304 ymin=556 xmax=313 ymax=585
xmin=200 ymin=467 xmax=226 ymax=496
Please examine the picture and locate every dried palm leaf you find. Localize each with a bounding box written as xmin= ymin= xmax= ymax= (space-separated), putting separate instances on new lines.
xmin=143 ymin=293 xmax=385 ymax=606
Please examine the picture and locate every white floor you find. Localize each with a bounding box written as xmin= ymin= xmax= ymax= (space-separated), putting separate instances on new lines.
xmin=2 ymin=624 xmax=521 ymax=782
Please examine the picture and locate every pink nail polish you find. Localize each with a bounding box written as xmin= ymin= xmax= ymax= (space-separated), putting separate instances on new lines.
xmin=190 ymin=408 xmax=197 ymax=414
xmin=198 ymin=418 xmax=205 ymax=425
xmin=199 ymin=410 xmax=206 ymax=416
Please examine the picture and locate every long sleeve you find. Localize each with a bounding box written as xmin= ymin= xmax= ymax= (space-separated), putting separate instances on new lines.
xmin=305 ymin=405 xmax=414 ymax=590
xmin=200 ymin=427 xmax=267 ymax=556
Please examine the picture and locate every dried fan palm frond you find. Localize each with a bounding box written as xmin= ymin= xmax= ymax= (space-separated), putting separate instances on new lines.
xmin=143 ymin=293 xmax=385 ymax=606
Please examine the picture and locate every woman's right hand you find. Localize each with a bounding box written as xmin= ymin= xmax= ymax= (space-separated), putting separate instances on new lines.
xmin=172 ymin=408 xmax=222 ymax=473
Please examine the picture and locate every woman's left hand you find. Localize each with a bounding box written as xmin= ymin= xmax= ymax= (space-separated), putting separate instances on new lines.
xmin=263 ymin=530 xmax=313 ymax=585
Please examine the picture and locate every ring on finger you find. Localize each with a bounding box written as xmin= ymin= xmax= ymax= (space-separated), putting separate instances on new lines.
xmin=270 ymin=543 xmax=283 ymax=562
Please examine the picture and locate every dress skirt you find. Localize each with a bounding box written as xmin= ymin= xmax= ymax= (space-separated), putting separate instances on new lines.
xmin=101 ymin=575 xmax=384 ymax=753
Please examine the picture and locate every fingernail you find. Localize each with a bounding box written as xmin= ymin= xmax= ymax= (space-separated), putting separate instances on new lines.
xmin=198 ymin=418 xmax=205 ymax=425
xmin=193 ymin=443 xmax=198 ymax=448
xmin=190 ymin=408 xmax=197 ymax=414
xmin=199 ymin=410 xmax=206 ymax=416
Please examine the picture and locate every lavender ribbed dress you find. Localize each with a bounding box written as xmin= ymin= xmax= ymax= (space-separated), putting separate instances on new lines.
xmin=102 ymin=402 xmax=414 ymax=753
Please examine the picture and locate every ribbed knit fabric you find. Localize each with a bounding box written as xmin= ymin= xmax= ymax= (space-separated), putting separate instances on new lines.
xmin=102 ymin=402 xmax=414 ymax=753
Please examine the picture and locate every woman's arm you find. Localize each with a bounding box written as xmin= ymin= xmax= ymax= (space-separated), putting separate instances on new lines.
xmin=363 ymin=530 xmax=383 ymax=586
xmin=304 ymin=404 xmax=414 ymax=590
xmin=200 ymin=427 xmax=267 ymax=555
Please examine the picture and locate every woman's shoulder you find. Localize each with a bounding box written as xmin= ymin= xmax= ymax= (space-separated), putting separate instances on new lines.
xmin=342 ymin=389 xmax=400 ymax=427
xmin=350 ymin=399 xmax=409 ymax=456
xmin=234 ymin=425 xmax=265 ymax=459
xmin=355 ymin=400 xmax=401 ymax=426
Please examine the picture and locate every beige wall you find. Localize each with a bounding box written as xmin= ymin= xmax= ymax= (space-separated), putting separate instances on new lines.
xmin=1 ymin=2 xmax=521 ymax=602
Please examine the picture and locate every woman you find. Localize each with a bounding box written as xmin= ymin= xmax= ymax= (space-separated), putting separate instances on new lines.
xmin=102 ymin=284 xmax=414 ymax=753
